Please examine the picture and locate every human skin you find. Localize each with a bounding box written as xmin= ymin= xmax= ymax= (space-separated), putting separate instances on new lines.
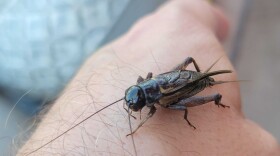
xmin=18 ymin=0 xmax=279 ymax=155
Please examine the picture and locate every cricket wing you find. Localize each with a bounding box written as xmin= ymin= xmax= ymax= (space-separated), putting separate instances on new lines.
xmin=154 ymin=70 xmax=200 ymax=94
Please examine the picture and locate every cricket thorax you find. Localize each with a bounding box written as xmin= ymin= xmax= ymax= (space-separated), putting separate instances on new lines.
xmin=137 ymin=79 xmax=162 ymax=105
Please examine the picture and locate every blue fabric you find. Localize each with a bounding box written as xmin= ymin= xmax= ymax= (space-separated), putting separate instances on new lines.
xmin=0 ymin=0 xmax=129 ymax=103
xmin=0 ymin=0 xmax=130 ymax=154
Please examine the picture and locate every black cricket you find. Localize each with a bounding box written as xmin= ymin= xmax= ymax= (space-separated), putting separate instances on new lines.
xmin=26 ymin=57 xmax=232 ymax=155
xmin=125 ymin=57 xmax=231 ymax=135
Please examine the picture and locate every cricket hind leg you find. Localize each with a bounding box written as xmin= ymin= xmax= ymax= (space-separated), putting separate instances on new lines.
xmin=126 ymin=105 xmax=157 ymax=136
xmin=180 ymin=93 xmax=230 ymax=108
xmin=184 ymin=109 xmax=196 ymax=129
xmin=172 ymin=57 xmax=200 ymax=72
xmin=166 ymin=105 xmax=196 ymax=129
xmin=167 ymin=93 xmax=229 ymax=129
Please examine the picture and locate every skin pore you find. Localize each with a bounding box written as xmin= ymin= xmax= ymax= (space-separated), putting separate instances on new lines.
xmin=18 ymin=0 xmax=279 ymax=155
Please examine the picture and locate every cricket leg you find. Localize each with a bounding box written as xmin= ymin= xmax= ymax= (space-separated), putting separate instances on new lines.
xmin=145 ymin=72 xmax=153 ymax=79
xmin=167 ymin=93 xmax=229 ymax=129
xmin=174 ymin=93 xmax=230 ymax=108
xmin=136 ymin=76 xmax=144 ymax=84
xmin=167 ymin=105 xmax=196 ymax=129
xmin=136 ymin=72 xmax=153 ymax=84
xmin=126 ymin=105 xmax=157 ymax=136
xmin=184 ymin=109 xmax=196 ymax=129
xmin=123 ymin=101 xmax=137 ymax=119
xmin=172 ymin=57 xmax=200 ymax=72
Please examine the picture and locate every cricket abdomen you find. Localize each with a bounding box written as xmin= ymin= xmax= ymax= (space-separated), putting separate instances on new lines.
xmin=158 ymin=77 xmax=212 ymax=107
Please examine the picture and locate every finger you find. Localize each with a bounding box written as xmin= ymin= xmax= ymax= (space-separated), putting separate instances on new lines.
xmin=157 ymin=0 xmax=229 ymax=41
xmin=212 ymin=6 xmax=230 ymax=41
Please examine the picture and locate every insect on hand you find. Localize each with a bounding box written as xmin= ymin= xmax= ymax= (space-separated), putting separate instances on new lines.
xmin=124 ymin=57 xmax=232 ymax=136
xmin=26 ymin=57 xmax=233 ymax=155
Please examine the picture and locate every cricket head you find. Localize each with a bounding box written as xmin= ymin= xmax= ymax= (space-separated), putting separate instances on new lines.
xmin=125 ymin=85 xmax=146 ymax=112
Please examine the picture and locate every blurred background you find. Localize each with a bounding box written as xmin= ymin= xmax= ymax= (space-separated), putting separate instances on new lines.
xmin=0 ymin=0 xmax=279 ymax=155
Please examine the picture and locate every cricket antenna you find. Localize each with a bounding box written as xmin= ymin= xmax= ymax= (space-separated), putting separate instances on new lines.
xmin=127 ymin=107 xmax=138 ymax=156
xmin=25 ymin=98 xmax=124 ymax=156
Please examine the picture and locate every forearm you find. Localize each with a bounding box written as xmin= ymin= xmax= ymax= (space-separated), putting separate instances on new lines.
xmin=18 ymin=0 xmax=279 ymax=155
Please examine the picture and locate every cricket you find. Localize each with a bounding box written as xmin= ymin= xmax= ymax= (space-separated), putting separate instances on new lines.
xmin=26 ymin=56 xmax=233 ymax=155
xmin=124 ymin=56 xmax=231 ymax=135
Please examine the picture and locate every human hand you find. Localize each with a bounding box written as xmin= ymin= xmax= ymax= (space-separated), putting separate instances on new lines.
xmin=19 ymin=0 xmax=279 ymax=155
